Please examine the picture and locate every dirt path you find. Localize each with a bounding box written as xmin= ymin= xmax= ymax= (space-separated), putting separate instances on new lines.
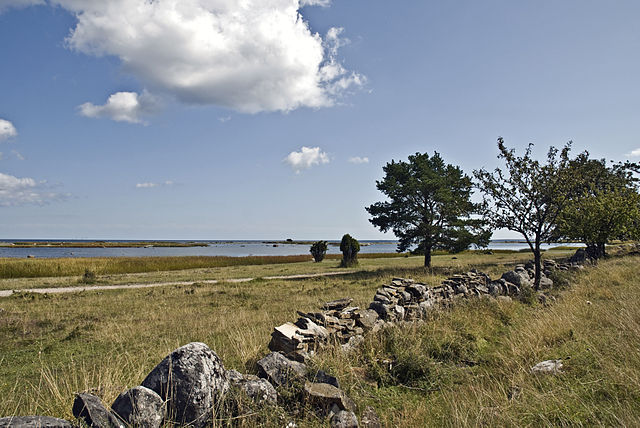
xmin=0 ymin=271 xmax=352 ymax=298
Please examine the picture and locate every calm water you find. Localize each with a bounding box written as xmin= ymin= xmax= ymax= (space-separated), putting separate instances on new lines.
xmin=0 ymin=240 xmax=583 ymax=259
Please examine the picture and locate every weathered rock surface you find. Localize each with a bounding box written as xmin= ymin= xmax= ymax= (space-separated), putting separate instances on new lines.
xmin=72 ymin=393 xmax=124 ymax=428
xmin=501 ymin=270 xmax=532 ymax=288
xmin=238 ymin=378 xmax=278 ymax=405
xmin=330 ymin=410 xmax=359 ymax=428
xmin=324 ymin=298 xmax=353 ymax=311
xmin=256 ymin=352 xmax=308 ymax=387
xmin=303 ymin=382 xmax=355 ymax=413
xmin=0 ymin=416 xmax=74 ymax=428
xmin=313 ymin=370 xmax=340 ymax=389
xmin=111 ymin=386 xmax=164 ymax=428
xmin=531 ymin=359 xmax=563 ymax=374
xmin=141 ymin=342 xmax=228 ymax=428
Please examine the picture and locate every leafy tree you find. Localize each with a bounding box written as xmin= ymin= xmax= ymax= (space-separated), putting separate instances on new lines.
xmin=366 ymin=152 xmax=490 ymax=268
xmin=554 ymin=155 xmax=640 ymax=258
xmin=310 ymin=240 xmax=328 ymax=262
xmin=339 ymin=234 xmax=360 ymax=267
xmin=474 ymin=138 xmax=574 ymax=289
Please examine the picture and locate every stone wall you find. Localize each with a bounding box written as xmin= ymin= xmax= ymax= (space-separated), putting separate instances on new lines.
xmin=0 ymin=253 xmax=597 ymax=428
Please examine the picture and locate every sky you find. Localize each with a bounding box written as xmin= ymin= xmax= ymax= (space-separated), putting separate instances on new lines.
xmin=1 ymin=0 xmax=639 ymax=240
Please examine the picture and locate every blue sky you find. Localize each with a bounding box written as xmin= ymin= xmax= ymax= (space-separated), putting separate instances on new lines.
xmin=1 ymin=0 xmax=639 ymax=240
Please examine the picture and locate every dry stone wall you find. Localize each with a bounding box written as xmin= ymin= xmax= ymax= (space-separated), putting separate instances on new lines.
xmin=0 ymin=250 xmax=605 ymax=428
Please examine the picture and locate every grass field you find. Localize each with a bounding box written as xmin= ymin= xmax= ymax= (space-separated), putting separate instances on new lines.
xmin=1 ymin=249 xmax=637 ymax=426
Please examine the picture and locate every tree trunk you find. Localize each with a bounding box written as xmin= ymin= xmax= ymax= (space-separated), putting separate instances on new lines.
xmin=533 ymin=243 xmax=542 ymax=290
xmin=599 ymin=242 xmax=606 ymax=258
xmin=424 ymin=246 xmax=432 ymax=267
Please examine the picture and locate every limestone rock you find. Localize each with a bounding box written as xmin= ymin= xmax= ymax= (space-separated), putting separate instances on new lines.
xmin=303 ymin=382 xmax=355 ymax=413
xmin=313 ymin=370 xmax=340 ymax=388
xmin=531 ymin=359 xmax=563 ymax=374
xmin=330 ymin=410 xmax=359 ymax=428
xmin=238 ymin=378 xmax=277 ymax=405
xmin=72 ymin=393 xmax=124 ymax=428
xmin=501 ymin=270 xmax=532 ymax=288
xmin=111 ymin=386 xmax=164 ymax=428
xmin=355 ymin=309 xmax=379 ymax=331
xmin=324 ymin=298 xmax=353 ymax=311
xmin=0 ymin=416 xmax=74 ymax=428
xmin=141 ymin=342 xmax=228 ymax=428
xmin=256 ymin=352 xmax=308 ymax=387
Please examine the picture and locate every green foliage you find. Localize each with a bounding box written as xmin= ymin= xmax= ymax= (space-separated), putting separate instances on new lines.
xmin=79 ymin=269 xmax=96 ymax=284
xmin=474 ymin=138 xmax=576 ymax=288
xmin=367 ymin=151 xmax=491 ymax=267
xmin=554 ymin=155 xmax=640 ymax=258
xmin=339 ymin=234 xmax=360 ymax=267
xmin=309 ymin=240 xmax=328 ymax=262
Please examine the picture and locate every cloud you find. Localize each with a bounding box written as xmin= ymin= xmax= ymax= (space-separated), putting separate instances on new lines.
xmin=300 ymin=0 xmax=331 ymax=6
xmin=0 ymin=172 xmax=68 ymax=206
xmin=284 ymin=146 xmax=329 ymax=173
xmin=218 ymin=116 xmax=231 ymax=123
xmin=136 ymin=180 xmax=174 ymax=189
xmin=79 ymin=91 xmax=159 ymax=124
xmin=54 ymin=0 xmax=363 ymax=113
xmin=626 ymin=148 xmax=640 ymax=157
xmin=0 ymin=0 xmax=44 ymax=13
xmin=0 ymin=119 xmax=17 ymax=141
xmin=348 ymin=156 xmax=369 ymax=164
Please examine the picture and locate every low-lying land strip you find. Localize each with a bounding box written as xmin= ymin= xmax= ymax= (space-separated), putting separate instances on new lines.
xmin=2 ymin=248 xmax=636 ymax=426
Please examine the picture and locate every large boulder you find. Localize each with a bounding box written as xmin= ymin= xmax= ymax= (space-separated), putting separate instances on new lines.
xmin=0 ymin=416 xmax=74 ymax=428
xmin=73 ymin=393 xmax=124 ymax=428
xmin=501 ymin=270 xmax=532 ymax=288
xmin=141 ymin=342 xmax=229 ymax=428
xmin=111 ymin=386 xmax=164 ymax=428
xmin=256 ymin=352 xmax=308 ymax=387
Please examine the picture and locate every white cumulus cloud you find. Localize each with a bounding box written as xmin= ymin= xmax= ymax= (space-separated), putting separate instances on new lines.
xmin=348 ymin=156 xmax=369 ymax=164
xmin=0 ymin=172 xmax=68 ymax=206
xmin=300 ymin=0 xmax=331 ymax=7
xmin=136 ymin=180 xmax=174 ymax=189
xmin=626 ymin=148 xmax=640 ymax=157
xmin=0 ymin=119 xmax=17 ymax=141
xmin=54 ymin=0 xmax=363 ymax=113
xmin=0 ymin=0 xmax=44 ymax=13
xmin=79 ymin=91 xmax=159 ymax=124
xmin=284 ymin=146 xmax=329 ymax=173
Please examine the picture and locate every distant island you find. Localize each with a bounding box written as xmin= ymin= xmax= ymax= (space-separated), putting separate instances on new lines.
xmin=2 ymin=241 xmax=208 ymax=248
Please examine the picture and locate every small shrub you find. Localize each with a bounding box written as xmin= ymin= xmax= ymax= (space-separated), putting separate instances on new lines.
xmin=518 ymin=284 xmax=536 ymax=305
xmin=79 ymin=269 xmax=97 ymax=284
xmin=310 ymin=240 xmax=328 ymax=262
xmin=339 ymin=234 xmax=360 ymax=267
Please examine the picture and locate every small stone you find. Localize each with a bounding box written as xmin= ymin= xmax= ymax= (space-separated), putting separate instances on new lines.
xmin=73 ymin=393 xmax=124 ymax=428
xmin=111 ymin=386 xmax=164 ymax=428
xmin=530 ymin=359 xmax=563 ymax=374
xmin=330 ymin=410 xmax=359 ymax=428
xmin=239 ymin=378 xmax=277 ymax=405
xmin=256 ymin=352 xmax=308 ymax=387
xmin=324 ymin=298 xmax=353 ymax=311
xmin=0 ymin=416 xmax=74 ymax=428
xmin=341 ymin=335 xmax=364 ymax=353
xmin=226 ymin=369 xmax=244 ymax=384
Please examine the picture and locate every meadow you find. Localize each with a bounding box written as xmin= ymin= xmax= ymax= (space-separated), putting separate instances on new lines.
xmin=1 ymin=248 xmax=638 ymax=426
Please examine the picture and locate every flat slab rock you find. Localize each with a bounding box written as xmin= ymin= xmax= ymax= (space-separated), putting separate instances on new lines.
xmin=0 ymin=416 xmax=75 ymax=428
xmin=141 ymin=342 xmax=229 ymax=428
xmin=303 ymin=382 xmax=355 ymax=412
xmin=323 ymin=298 xmax=353 ymax=311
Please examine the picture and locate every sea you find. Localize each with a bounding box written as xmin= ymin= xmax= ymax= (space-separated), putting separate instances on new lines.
xmin=0 ymin=240 xmax=583 ymax=259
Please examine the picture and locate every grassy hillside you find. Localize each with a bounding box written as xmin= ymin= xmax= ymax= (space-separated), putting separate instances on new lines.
xmin=0 ymin=252 xmax=637 ymax=426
